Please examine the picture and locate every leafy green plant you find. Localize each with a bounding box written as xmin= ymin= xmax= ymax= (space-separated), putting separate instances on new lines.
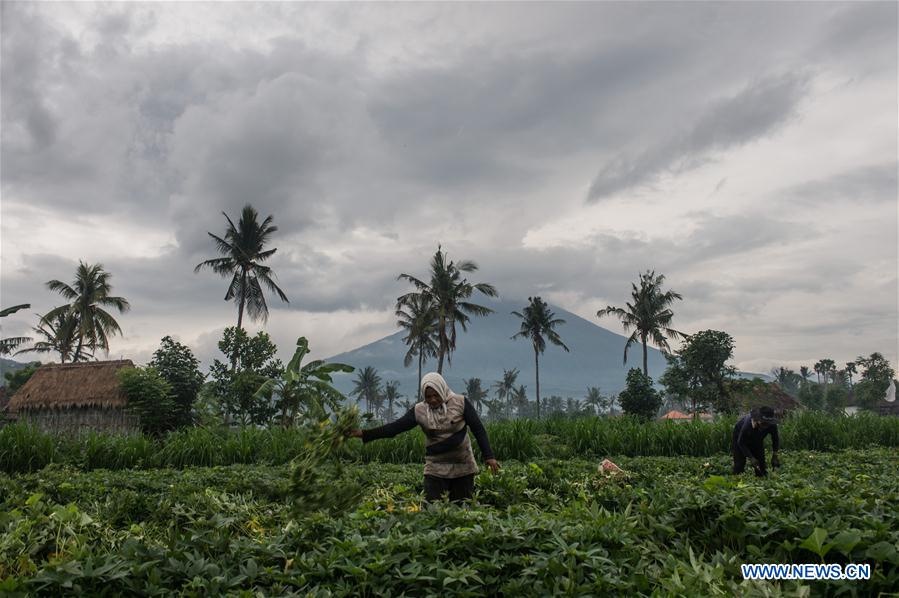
xmin=118 ymin=366 xmax=176 ymax=436
xmin=149 ymin=336 xmax=205 ymax=427
xmin=289 ymin=407 xmax=363 ymax=517
xmin=254 ymin=337 xmax=354 ymax=428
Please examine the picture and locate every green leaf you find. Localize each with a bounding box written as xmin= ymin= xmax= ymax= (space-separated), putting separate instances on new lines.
xmin=831 ymin=530 xmax=862 ymax=555
xmin=865 ymin=541 xmax=899 ymax=565
xmin=799 ymin=528 xmax=832 ymax=559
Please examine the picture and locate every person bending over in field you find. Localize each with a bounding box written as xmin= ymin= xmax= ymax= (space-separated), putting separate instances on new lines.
xmin=347 ymin=372 xmax=500 ymax=503
xmin=732 ymin=406 xmax=781 ymax=477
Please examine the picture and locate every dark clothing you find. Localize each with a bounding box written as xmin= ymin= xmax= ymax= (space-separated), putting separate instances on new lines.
xmin=732 ymin=414 xmax=779 ymax=476
xmin=361 ymin=399 xmax=495 ymax=463
xmin=424 ymin=473 xmax=475 ymax=503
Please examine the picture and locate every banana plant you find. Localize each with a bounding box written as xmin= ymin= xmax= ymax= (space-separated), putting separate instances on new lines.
xmin=254 ymin=337 xmax=354 ymax=427
xmin=0 ymin=303 xmax=32 ymax=356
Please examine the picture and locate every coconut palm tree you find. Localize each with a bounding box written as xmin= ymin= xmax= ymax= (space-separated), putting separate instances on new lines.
xmin=395 ymin=294 xmax=439 ymax=399
xmin=546 ymin=395 xmax=564 ymax=416
xmin=512 ymin=296 xmax=569 ymax=419
xmin=817 ymin=358 xmax=836 ymax=397
xmin=463 ymin=377 xmax=488 ymax=414
xmin=584 ymin=386 xmax=608 ymax=416
xmin=351 ymin=366 xmax=382 ymax=415
xmin=42 ymin=262 xmax=130 ymax=361
xmin=845 ymin=361 xmax=857 ymax=387
xmin=566 ymin=397 xmax=582 ymax=416
xmin=800 ymin=366 xmax=812 ymax=386
xmin=813 ymin=360 xmax=823 ymax=385
xmin=0 ymin=303 xmax=31 ymax=356
xmin=383 ymin=380 xmax=402 ymax=420
xmin=397 ymin=246 xmax=497 ymax=374
xmin=15 ymin=312 xmax=91 ymax=363
xmin=492 ymin=368 xmax=519 ymax=418
xmin=195 ymin=204 xmax=289 ymax=331
xmin=597 ymin=270 xmax=684 ymax=376
xmin=511 ymin=385 xmax=529 ymax=417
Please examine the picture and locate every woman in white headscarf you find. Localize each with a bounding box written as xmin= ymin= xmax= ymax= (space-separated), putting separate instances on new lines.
xmin=348 ymin=372 xmax=500 ymax=502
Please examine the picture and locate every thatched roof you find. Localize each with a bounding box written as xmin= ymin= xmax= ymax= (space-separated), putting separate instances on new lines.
xmin=735 ymin=382 xmax=803 ymax=415
xmin=7 ymin=360 xmax=134 ymax=412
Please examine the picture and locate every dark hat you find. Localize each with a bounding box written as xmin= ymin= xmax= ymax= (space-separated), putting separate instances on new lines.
xmin=752 ymin=406 xmax=778 ymax=424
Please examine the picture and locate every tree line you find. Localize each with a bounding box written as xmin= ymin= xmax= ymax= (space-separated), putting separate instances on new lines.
xmin=2 ymin=203 xmax=895 ymax=429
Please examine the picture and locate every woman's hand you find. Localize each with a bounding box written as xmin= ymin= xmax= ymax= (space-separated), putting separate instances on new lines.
xmin=485 ymin=458 xmax=500 ymax=474
xmin=346 ymin=429 xmax=363 ymax=439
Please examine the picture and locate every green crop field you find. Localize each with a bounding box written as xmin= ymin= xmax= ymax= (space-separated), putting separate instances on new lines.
xmin=2 ymin=446 xmax=897 ymax=596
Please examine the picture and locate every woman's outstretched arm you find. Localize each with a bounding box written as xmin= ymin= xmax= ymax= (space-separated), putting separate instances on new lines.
xmin=349 ymin=408 xmax=417 ymax=442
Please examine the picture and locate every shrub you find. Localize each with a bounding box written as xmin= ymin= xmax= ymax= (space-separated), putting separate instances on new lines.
xmin=618 ymin=368 xmax=662 ymax=420
xmin=118 ymin=366 xmax=176 ymax=436
xmin=149 ymin=336 xmax=204 ymax=428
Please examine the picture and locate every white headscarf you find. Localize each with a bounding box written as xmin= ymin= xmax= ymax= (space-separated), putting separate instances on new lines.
xmin=420 ymin=372 xmax=456 ymax=429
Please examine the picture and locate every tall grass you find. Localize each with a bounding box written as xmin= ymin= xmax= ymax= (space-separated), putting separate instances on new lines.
xmin=1 ymin=411 xmax=897 ymax=474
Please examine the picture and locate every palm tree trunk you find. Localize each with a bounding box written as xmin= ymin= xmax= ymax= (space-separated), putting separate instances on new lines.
xmin=535 ymin=349 xmax=541 ymax=419
xmin=237 ymin=269 xmax=247 ymax=331
xmin=437 ymin=315 xmax=446 ymax=374
xmin=641 ymin=334 xmax=648 ymax=377
xmin=230 ymin=269 xmax=248 ymax=373
xmin=418 ymin=351 xmax=423 ymax=401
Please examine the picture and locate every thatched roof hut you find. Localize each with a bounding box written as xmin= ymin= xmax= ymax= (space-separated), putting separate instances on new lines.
xmin=8 ymin=360 xmax=138 ymax=433
xmin=733 ymin=382 xmax=803 ymax=418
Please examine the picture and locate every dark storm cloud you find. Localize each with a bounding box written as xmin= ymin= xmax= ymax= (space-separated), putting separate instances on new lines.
xmin=588 ymin=74 xmax=808 ymax=202
xmin=1 ymin=2 xmax=896 ymax=370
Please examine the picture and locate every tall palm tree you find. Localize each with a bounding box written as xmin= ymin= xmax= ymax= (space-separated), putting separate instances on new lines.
xmin=584 ymin=386 xmax=608 ymax=416
xmin=195 ymin=204 xmax=289 ymax=331
xmin=817 ymin=358 xmax=835 ymax=397
xmin=43 ymin=262 xmax=130 ymax=361
xmin=824 ymin=359 xmax=837 ymax=384
xmin=511 ymin=384 xmax=528 ymax=417
xmin=15 ymin=312 xmax=91 ymax=363
xmin=383 ymin=380 xmax=402 ymax=420
xmin=351 ymin=366 xmax=382 ymax=415
xmin=395 ymin=294 xmax=439 ymax=399
xmin=597 ymin=270 xmax=684 ymax=376
xmin=546 ymin=394 xmax=564 ymax=416
xmin=566 ymin=397 xmax=582 ymax=416
xmin=813 ymin=360 xmax=823 ymax=385
xmin=463 ymin=377 xmax=488 ymax=413
xmin=397 ymin=246 xmax=497 ymax=374
xmin=799 ymin=366 xmax=812 ymax=386
xmin=512 ymin=296 xmax=569 ymax=419
xmin=492 ymin=368 xmax=519 ymax=418
xmin=845 ymin=362 xmax=857 ymax=387
xmin=0 ymin=303 xmax=31 ymax=356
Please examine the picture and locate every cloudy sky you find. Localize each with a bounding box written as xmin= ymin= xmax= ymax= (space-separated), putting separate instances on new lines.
xmin=1 ymin=2 xmax=896 ymax=375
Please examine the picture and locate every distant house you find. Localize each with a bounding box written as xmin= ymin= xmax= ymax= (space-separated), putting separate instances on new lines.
xmin=659 ymin=410 xmax=714 ymax=423
xmin=6 ymin=360 xmax=138 ymax=433
xmin=660 ymin=409 xmax=689 ymax=421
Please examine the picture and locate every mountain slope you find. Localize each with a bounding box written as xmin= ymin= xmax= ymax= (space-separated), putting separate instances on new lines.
xmin=325 ymin=299 xmax=671 ymax=402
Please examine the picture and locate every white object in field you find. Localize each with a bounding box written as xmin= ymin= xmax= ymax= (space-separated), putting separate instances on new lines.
xmin=885 ymin=382 xmax=896 ymax=403
xmin=600 ymin=459 xmax=623 ymax=473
